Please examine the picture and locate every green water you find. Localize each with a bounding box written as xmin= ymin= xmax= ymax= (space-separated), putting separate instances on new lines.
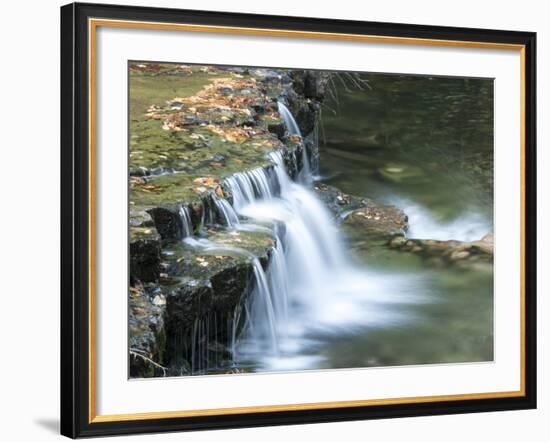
xmin=321 ymin=73 xmax=494 ymax=222
xmin=317 ymin=73 xmax=494 ymax=367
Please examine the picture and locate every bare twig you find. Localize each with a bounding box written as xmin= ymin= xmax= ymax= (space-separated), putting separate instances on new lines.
xmin=333 ymin=72 xmax=352 ymax=92
xmin=130 ymin=349 xmax=168 ymax=376
xmin=351 ymin=73 xmax=373 ymax=90
xmin=345 ymin=72 xmax=370 ymax=91
xmin=328 ymin=76 xmax=341 ymax=112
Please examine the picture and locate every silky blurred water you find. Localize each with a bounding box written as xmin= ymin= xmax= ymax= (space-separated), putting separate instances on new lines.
xmin=212 ymin=73 xmax=495 ymax=374
xmin=313 ymin=73 xmax=494 ymax=369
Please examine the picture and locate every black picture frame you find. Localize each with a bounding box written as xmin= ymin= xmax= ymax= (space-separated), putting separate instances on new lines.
xmin=61 ymin=2 xmax=537 ymax=438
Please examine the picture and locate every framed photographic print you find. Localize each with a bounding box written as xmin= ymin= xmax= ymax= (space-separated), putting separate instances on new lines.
xmin=60 ymin=2 xmax=537 ymax=438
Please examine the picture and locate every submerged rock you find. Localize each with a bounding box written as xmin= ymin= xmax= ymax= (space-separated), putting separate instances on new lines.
xmin=378 ymin=162 xmax=426 ymax=183
xmin=314 ymin=182 xmax=408 ymax=240
xmin=388 ymin=233 xmax=494 ymax=269
xmin=343 ymin=205 xmax=409 ymax=239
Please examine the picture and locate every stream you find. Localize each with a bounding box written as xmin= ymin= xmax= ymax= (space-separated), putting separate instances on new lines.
xmin=182 ymin=73 xmax=494 ymax=374
xmin=316 ymin=73 xmax=494 ymax=369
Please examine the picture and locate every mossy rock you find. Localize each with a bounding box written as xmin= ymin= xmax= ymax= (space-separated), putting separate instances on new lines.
xmin=343 ymin=205 xmax=409 ymax=240
xmin=129 ymin=284 xmax=168 ymax=377
xmin=388 ymin=234 xmax=493 ymax=270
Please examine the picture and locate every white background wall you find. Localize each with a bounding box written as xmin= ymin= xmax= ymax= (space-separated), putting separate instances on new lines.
xmin=0 ymin=0 xmax=546 ymax=440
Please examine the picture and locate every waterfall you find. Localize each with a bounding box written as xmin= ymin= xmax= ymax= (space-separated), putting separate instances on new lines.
xmin=225 ymin=168 xmax=276 ymax=211
xmin=223 ymin=148 xmax=421 ymax=371
xmin=393 ymin=198 xmax=491 ymax=242
xmin=178 ymin=205 xmax=193 ymax=238
xmin=222 ymin=150 xmax=349 ymax=363
xmin=183 ymin=237 xmax=282 ymax=361
xmin=277 ymin=101 xmax=312 ymax=183
xmin=178 ymin=106 xmax=419 ymax=373
xmin=212 ymin=197 xmax=239 ymax=227
xmin=277 ymin=101 xmax=301 ymax=136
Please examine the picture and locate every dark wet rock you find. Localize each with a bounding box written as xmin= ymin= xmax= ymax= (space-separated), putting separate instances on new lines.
xmin=279 ymin=137 xmax=306 ymax=180
xmin=164 ymin=261 xmax=253 ymax=369
xmin=128 ymin=64 xmax=326 ymax=376
xmin=388 ymin=233 xmax=493 ymax=269
xmin=130 ymin=234 xmax=162 ymax=284
xmin=283 ymin=71 xmax=329 ymax=136
xmin=130 ymin=211 xmax=162 ymax=284
xmin=290 ymin=70 xmax=330 ymax=101
xmin=154 ymin=229 xmax=274 ymax=373
xmin=129 ymin=227 xmax=276 ymax=377
xmin=147 ymin=206 xmax=183 ymax=240
xmin=267 ymin=121 xmax=286 ymax=139
xmin=286 ymin=91 xmax=320 ymax=136
xmin=129 ymin=284 xmax=169 ymax=378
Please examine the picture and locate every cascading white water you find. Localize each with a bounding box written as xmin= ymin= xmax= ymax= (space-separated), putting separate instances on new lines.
xmin=277 ymin=102 xmax=301 ymax=136
xmin=178 ymin=205 xmax=193 ymax=238
xmin=212 ymin=197 xmax=240 ymax=227
xmin=277 ymin=101 xmax=312 ymax=183
xmin=224 ymin=150 xmax=420 ymax=370
xmin=394 ymin=198 xmax=491 ymax=242
xmin=183 ymin=237 xmax=282 ymax=356
xmin=180 ymin=105 xmax=421 ymax=373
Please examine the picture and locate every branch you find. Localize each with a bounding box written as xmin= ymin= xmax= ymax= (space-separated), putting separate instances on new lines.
xmin=130 ymin=349 xmax=168 ymax=376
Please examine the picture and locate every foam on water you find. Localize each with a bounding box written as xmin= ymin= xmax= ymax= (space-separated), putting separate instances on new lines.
xmin=225 ymin=149 xmax=424 ymax=371
xmin=180 ymin=104 xmax=428 ymax=373
xmin=394 ymin=198 xmax=491 ymax=242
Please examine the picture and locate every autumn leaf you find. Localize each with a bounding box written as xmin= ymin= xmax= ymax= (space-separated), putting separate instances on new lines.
xmin=192 ymin=177 xmax=219 ymax=187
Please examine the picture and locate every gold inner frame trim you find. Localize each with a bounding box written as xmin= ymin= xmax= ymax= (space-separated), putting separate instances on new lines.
xmin=88 ymin=17 xmax=527 ymax=424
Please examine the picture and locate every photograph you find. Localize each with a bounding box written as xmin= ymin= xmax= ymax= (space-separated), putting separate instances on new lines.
xmin=128 ymin=61 xmax=495 ymax=378
xmin=56 ymin=2 xmax=537 ymax=437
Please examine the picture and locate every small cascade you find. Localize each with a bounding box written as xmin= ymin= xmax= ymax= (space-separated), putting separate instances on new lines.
xmin=217 ymin=148 xmax=351 ymax=364
xmin=172 ymin=309 xmax=243 ymax=376
xmin=277 ymin=101 xmax=312 ymax=183
xmin=265 ymin=238 xmax=289 ymax=327
xmin=225 ymin=167 xmax=275 ymax=212
xmin=277 ymin=101 xmax=301 ymax=136
xmin=176 ymin=104 xmax=418 ymax=374
xmin=394 ymin=198 xmax=491 ymax=242
xmin=212 ymin=197 xmax=240 ymax=227
xmin=178 ymin=205 xmax=193 ymax=238
xmin=249 ymin=257 xmax=279 ymax=353
xmin=183 ymin=238 xmax=281 ymax=361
